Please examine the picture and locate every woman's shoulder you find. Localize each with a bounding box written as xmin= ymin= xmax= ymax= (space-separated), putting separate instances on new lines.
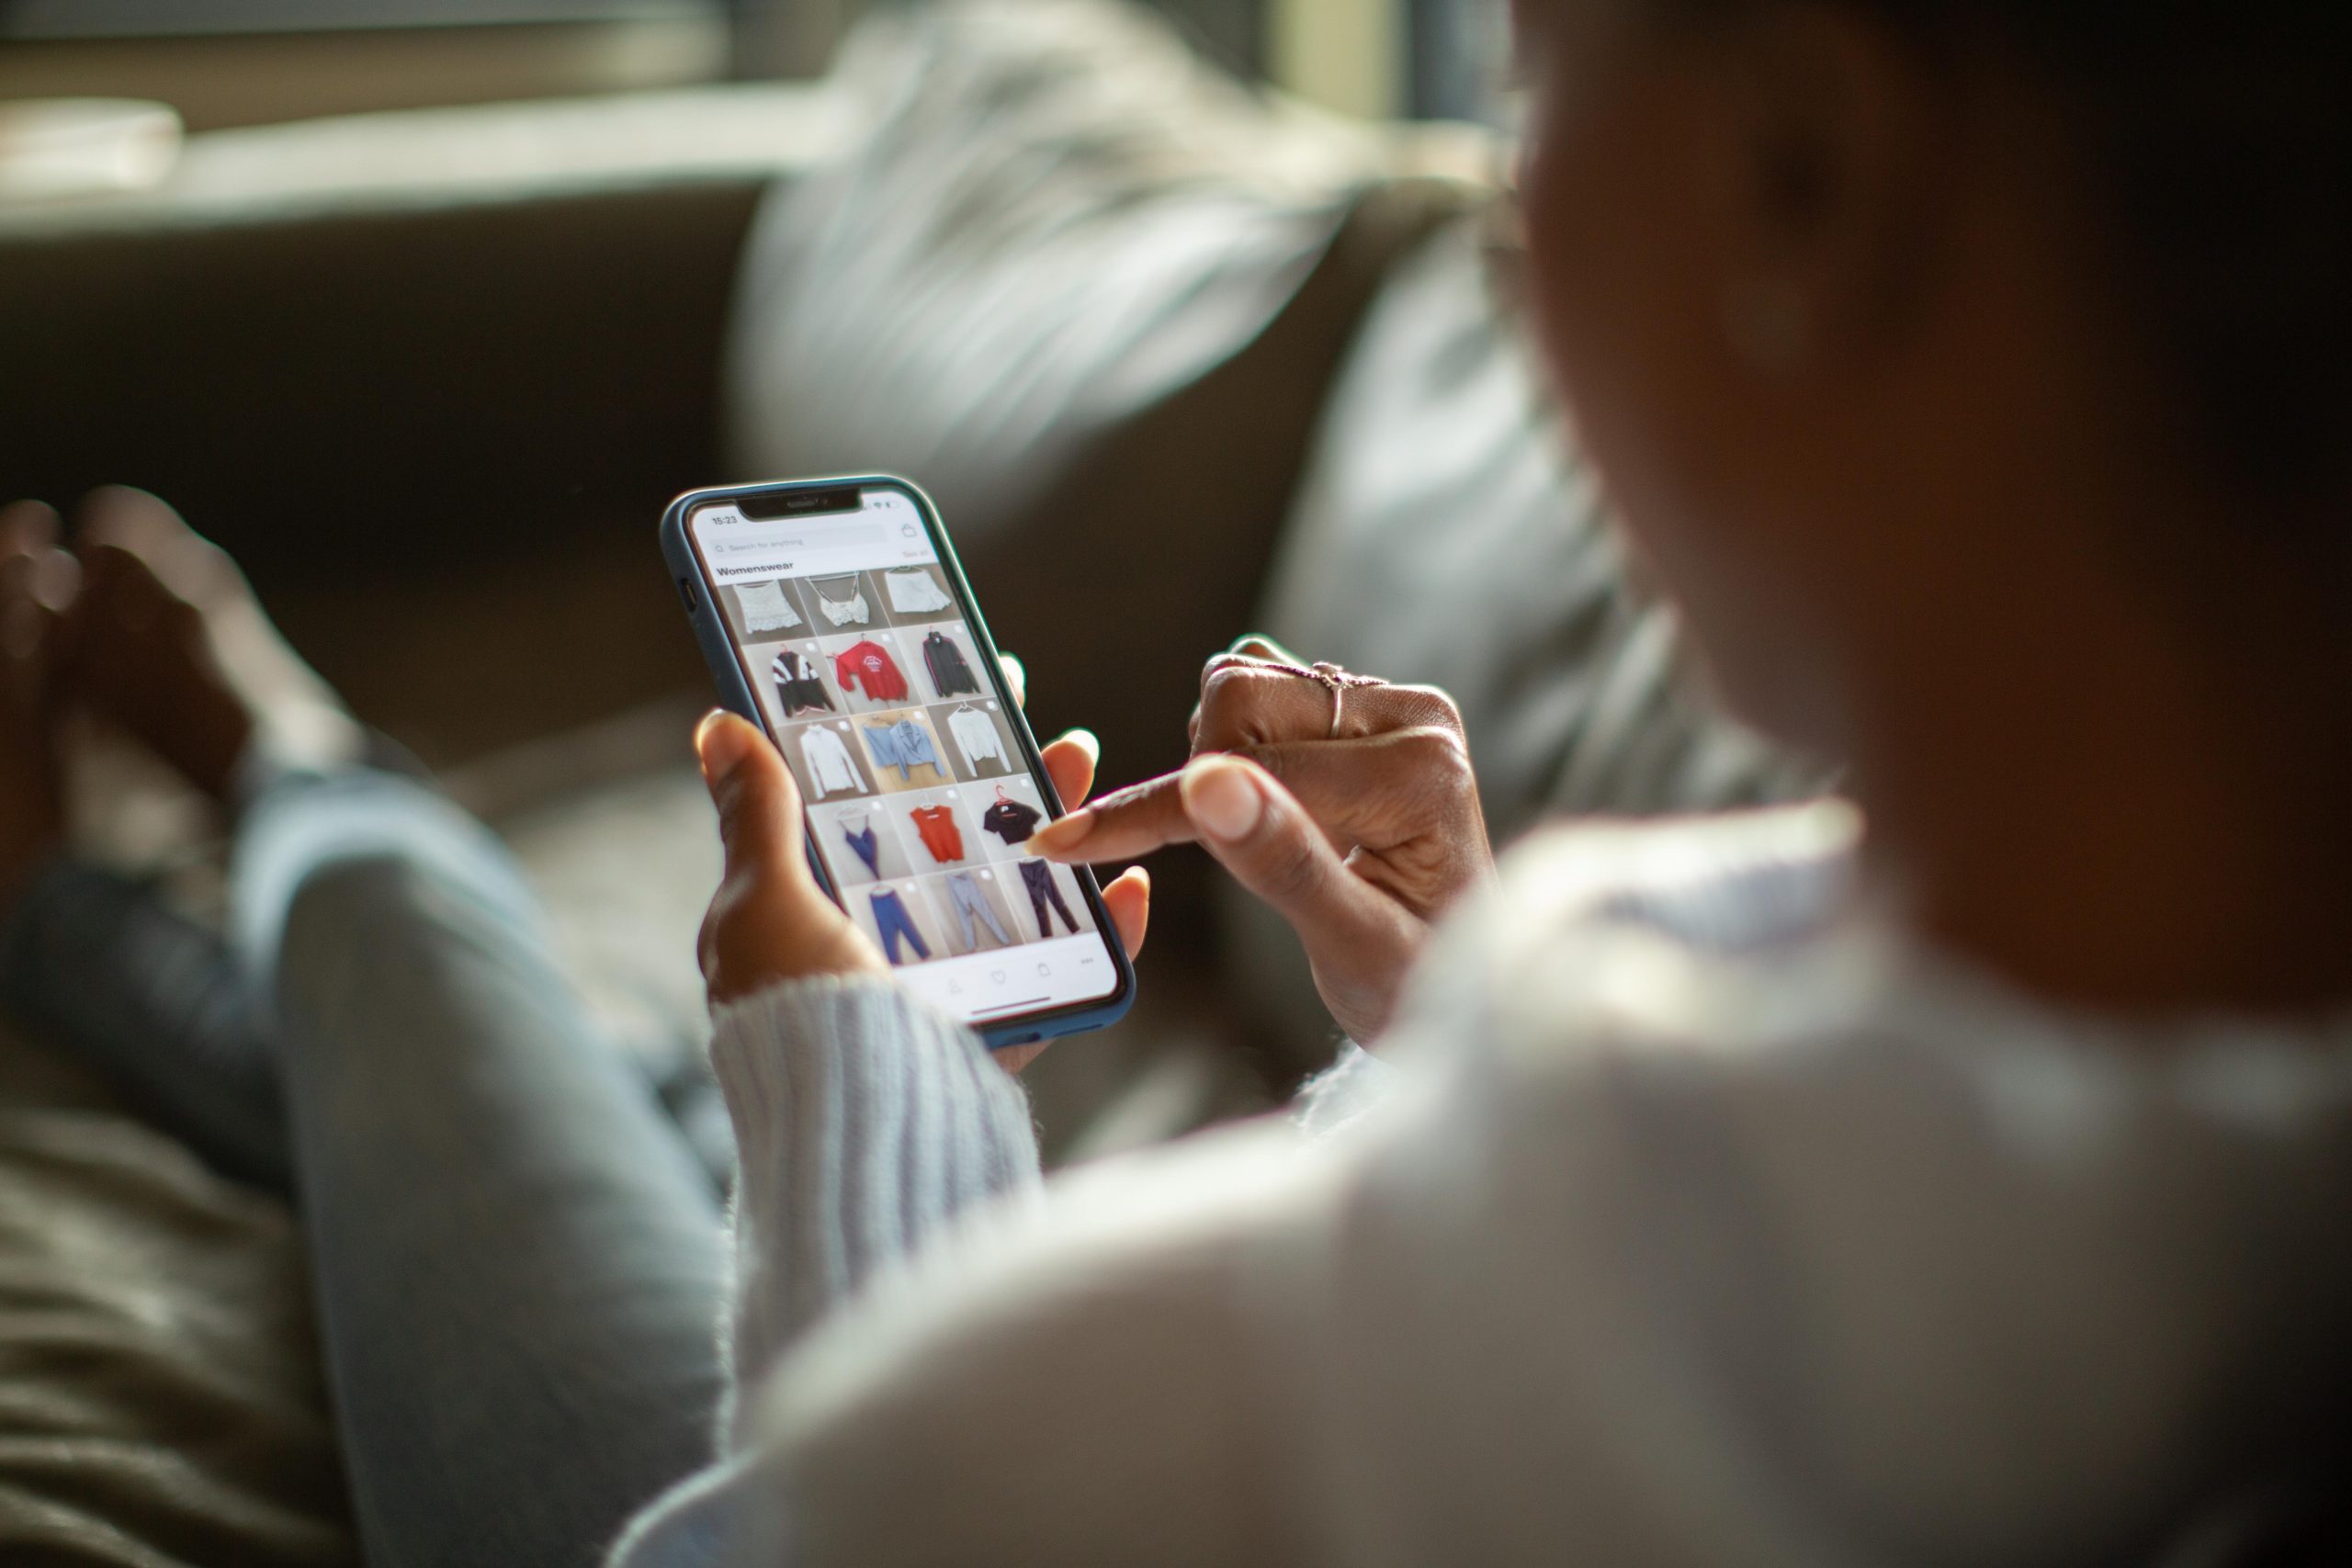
xmin=1391 ymin=797 xmax=2352 ymax=1202
xmin=1386 ymin=797 xmax=2352 ymax=1228
xmin=1389 ymin=799 xmax=1871 ymax=1067
xmin=1491 ymin=798 xmax=1863 ymax=953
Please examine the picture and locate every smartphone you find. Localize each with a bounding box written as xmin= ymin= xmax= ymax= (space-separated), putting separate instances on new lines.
xmin=662 ymin=474 xmax=1136 ymax=1047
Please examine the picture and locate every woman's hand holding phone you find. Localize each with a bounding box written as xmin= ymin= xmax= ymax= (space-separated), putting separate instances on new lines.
xmin=1027 ymin=637 xmax=1494 ymax=1043
xmin=695 ymin=653 xmax=1150 ymax=1075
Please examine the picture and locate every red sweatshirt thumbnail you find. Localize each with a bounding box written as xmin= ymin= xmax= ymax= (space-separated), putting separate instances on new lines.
xmin=834 ymin=639 xmax=909 ymax=702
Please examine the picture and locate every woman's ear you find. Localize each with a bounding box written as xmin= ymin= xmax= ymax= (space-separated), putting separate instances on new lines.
xmin=1700 ymin=1 xmax=1938 ymax=374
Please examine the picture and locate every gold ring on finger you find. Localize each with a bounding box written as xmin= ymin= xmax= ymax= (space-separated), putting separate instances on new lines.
xmin=1306 ymin=660 xmax=1384 ymax=739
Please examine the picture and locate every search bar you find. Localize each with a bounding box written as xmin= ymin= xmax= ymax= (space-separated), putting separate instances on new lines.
xmin=714 ymin=521 xmax=890 ymax=554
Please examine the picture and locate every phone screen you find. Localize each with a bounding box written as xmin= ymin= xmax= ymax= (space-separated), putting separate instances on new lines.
xmin=684 ymin=482 xmax=1125 ymax=1029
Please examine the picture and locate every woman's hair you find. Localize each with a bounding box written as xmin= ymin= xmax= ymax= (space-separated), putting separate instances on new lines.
xmin=1688 ymin=6 xmax=2352 ymax=526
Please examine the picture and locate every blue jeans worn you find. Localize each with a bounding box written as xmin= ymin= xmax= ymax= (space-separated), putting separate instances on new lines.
xmin=0 ymin=768 xmax=727 ymax=1568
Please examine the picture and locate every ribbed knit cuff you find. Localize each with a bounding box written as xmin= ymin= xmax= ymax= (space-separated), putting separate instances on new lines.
xmin=709 ymin=975 xmax=1042 ymax=1409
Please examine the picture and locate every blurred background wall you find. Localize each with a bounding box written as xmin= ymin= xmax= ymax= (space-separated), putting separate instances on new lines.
xmin=0 ymin=0 xmax=1508 ymax=127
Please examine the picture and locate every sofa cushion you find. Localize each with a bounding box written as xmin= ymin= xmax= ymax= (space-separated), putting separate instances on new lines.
xmin=727 ymin=0 xmax=1380 ymax=527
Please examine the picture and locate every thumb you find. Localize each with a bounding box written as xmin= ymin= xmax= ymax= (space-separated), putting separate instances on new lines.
xmin=1181 ymin=754 xmax=1386 ymax=942
xmin=696 ymin=711 xmax=812 ymax=886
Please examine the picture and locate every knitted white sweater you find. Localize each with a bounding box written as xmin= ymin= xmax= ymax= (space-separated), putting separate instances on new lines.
xmin=613 ymin=803 xmax=2352 ymax=1565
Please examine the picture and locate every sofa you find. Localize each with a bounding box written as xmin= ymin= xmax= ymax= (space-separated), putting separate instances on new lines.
xmin=0 ymin=3 xmax=1803 ymax=1558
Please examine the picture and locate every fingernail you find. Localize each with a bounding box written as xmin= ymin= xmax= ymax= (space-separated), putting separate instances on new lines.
xmin=695 ymin=711 xmax=752 ymax=783
xmin=29 ymin=549 xmax=80 ymax=613
xmin=1028 ymin=807 xmax=1094 ymax=853
xmin=1182 ymin=757 xmax=1261 ymax=841
xmin=1057 ymin=728 xmax=1101 ymax=763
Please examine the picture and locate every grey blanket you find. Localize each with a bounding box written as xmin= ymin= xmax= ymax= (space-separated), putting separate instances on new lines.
xmin=0 ymin=1021 xmax=356 ymax=1564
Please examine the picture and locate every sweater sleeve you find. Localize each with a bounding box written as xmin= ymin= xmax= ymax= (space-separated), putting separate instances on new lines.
xmin=705 ymin=976 xmax=1043 ymax=1435
xmin=608 ymin=976 xmax=1042 ymax=1566
xmin=611 ymin=973 xmax=1044 ymax=1561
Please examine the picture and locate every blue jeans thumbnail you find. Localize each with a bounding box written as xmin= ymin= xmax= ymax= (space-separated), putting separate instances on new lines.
xmin=870 ymin=887 xmax=932 ymax=964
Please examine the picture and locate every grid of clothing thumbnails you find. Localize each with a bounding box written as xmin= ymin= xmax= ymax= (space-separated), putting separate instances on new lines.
xmin=747 ymin=568 xmax=1090 ymax=967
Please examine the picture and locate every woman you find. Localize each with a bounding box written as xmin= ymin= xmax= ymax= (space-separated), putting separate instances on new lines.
xmin=658 ymin=0 xmax=2352 ymax=1557
xmin=6 ymin=0 xmax=2352 ymax=1563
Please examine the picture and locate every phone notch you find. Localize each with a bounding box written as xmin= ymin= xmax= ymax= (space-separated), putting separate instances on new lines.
xmin=740 ymin=485 xmax=863 ymax=520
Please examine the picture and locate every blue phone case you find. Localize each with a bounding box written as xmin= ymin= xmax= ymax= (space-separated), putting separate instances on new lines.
xmin=660 ymin=473 xmax=1137 ymax=1048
